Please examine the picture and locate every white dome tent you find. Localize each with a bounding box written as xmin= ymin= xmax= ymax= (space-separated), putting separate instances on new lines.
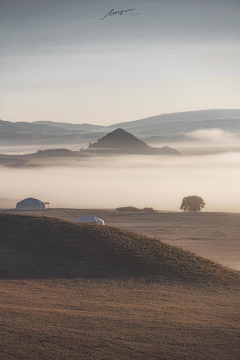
xmin=16 ymin=197 xmax=45 ymax=210
xmin=73 ymin=215 xmax=105 ymax=225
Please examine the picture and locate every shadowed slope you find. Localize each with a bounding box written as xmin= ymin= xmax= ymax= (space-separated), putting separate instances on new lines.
xmin=0 ymin=213 xmax=239 ymax=283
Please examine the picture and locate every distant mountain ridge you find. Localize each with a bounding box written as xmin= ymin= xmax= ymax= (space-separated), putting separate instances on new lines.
xmin=33 ymin=109 xmax=240 ymax=131
xmin=1 ymin=109 xmax=240 ymax=146
xmin=106 ymin=109 xmax=240 ymax=130
xmin=33 ymin=121 xmax=105 ymax=131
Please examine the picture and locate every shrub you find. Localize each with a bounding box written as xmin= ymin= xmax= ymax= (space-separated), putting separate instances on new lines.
xmin=116 ymin=206 xmax=157 ymax=213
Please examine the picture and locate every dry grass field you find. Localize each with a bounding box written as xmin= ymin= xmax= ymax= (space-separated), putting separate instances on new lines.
xmin=0 ymin=212 xmax=239 ymax=359
xmin=1 ymin=279 xmax=239 ymax=360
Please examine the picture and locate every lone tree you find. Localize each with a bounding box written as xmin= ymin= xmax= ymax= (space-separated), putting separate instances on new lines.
xmin=180 ymin=196 xmax=205 ymax=213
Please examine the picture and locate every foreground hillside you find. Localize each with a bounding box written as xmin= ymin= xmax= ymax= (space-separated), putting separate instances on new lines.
xmin=0 ymin=213 xmax=239 ymax=283
xmin=2 ymin=208 xmax=239 ymax=270
xmin=1 ymin=213 xmax=240 ymax=359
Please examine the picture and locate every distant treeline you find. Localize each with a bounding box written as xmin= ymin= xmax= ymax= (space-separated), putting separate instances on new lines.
xmin=116 ymin=206 xmax=157 ymax=213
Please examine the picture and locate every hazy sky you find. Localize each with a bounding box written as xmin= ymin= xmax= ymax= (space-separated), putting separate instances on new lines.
xmin=1 ymin=0 xmax=240 ymax=125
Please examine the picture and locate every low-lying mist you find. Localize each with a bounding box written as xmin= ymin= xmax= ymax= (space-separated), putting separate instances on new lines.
xmin=1 ymin=152 xmax=240 ymax=213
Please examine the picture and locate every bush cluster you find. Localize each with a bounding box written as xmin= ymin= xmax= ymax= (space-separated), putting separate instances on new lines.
xmin=116 ymin=206 xmax=157 ymax=213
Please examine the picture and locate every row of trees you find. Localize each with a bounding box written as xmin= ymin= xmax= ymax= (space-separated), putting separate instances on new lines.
xmin=116 ymin=196 xmax=206 ymax=213
xmin=116 ymin=206 xmax=157 ymax=213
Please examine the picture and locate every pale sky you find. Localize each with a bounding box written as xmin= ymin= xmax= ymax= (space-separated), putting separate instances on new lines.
xmin=1 ymin=0 xmax=240 ymax=125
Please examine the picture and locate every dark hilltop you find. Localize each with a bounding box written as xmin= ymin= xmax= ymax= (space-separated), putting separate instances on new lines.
xmin=87 ymin=128 xmax=181 ymax=155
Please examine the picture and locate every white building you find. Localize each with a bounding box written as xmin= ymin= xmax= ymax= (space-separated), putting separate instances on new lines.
xmin=74 ymin=215 xmax=105 ymax=225
xmin=16 ymin=197 xmax=45 ymax=210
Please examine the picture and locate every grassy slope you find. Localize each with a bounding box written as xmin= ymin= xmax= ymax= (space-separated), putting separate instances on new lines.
xmin=0 ymin=213 xmax=239 ymax=283
xmin=1 ymin=213 xmax=240 ymax=359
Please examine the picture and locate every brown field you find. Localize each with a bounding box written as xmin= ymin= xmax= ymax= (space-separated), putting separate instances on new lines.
xmin=0 ymin=211 xmax=240 ymax=359
xmin=1 ymin=279 xmax=240 ymax=360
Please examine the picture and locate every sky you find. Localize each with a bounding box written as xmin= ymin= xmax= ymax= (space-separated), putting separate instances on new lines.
xmin=0 ymin=0 xmax=240 ymax=125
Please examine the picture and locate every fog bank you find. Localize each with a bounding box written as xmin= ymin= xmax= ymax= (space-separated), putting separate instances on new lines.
xmin=1 ymin=153 xmax=240 ymax=213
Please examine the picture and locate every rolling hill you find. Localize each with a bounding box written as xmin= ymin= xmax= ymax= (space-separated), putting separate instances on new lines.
xmin=0 ymin=213 xmax=239 ymax=283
